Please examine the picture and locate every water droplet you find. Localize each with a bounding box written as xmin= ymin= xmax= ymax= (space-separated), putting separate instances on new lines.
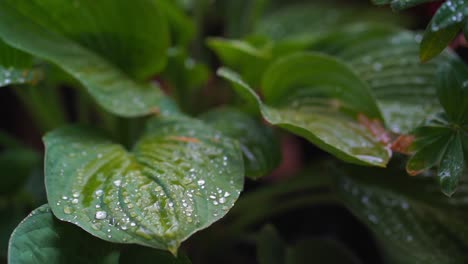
xmin=63 ymin=206 xmax=72 ymax=214
xmin=95 ymin=189 xmax=103 ymax=196
xmin=113 ymin=180 xmax=122 ymax=187
xmin=95 ymin=211 xmax=107 ymax=220
xmin=197 ymin=179 xmax=205 ymax=186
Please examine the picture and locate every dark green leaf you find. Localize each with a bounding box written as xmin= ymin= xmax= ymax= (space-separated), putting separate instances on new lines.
xmin=119 ymin=245 xmax=191 ymax=264
xmin=335 ymin=165 xmax=468 ymax=264
xmin=286 ymin=238 xmax=361 ymax=264
xmin=420 ymin=23 xmax=462 ymax=62
xmin=0 ymin=1 xmax=173 ymax=117
xmin=436 ymin=59 xmax=468 ymax=124
xmin=0 ymin=148 xmax=40 ymax=196
xmin=219 ymin=53 xmax=391 ymax=167
xmin=44 ymin=115 xmax=244 ymax=253
xmin=0 ymin=39 xmax=39 ymax=87
xmin=160 ymin=0 xmax=196 ymax=48
xmin=0 ymin=201 xmax=26 ymax=258
xmin=200 ymin=108 xmax=280 ymax=179
xmin=438 ymin=133 xmax=464 ymax=196
xmin=8 ymin=205 xmax=119 ymax=264
xmin=257 ymin=225 xmax=285 ymax=264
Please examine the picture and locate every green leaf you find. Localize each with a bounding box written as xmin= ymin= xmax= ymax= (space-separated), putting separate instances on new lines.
xmin=436 ymin=59 xmax=468 ymax=124
xmin=335 ymin=164 xmax=468 ymax=264
xmin=420 ymin=23 xmax=462 ymax=62
xmin=256 ymin=225 xmax=285 ymax=264
xmin=8 ymin=205 xmax=119 ymax=264
xmin=438 ymin=133 xmax=464 ymax=196
xmin=337 ymin=31 xmax=454 ymax=134
xmin=286 ymin=238 xmax=361 ymax=264
xmin=0 ymin=201 xmax=26 ymax=258
xmin=0 ymin=39 xmax=40 ymax=87
xmin=207 ymin=37 xmax=271 ymax=87
xmin=159 ymin=0 xmax=196 ymax=48
xmin=218 ymin=53 xmax=391 ymax=167
xmin=0 ymin=148 xmax=40 ymax=196
xmin=119 ymin=245 xmax=191 ymax=264
xmin=44 ymin=115 xmax=244 ymax=254
xmin=200 ymin=108 xmax=280 ymax=179
xmin=0 ymin=1 xmax=173 ymax=117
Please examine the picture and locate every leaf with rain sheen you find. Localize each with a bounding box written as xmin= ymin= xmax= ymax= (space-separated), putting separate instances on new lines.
xmin=8 ymin=205 xmax=119 ymax=264
xmin=0 ymin=1 xmax=173 ymax=117
xmin=44 ymin=115 xmax=244 ymax=254
xmin=336 ymin=31 xmax=457 ymax=134
xmin=335 ymin=164 xmax=468 ymax=264
xmin=200 ymin=107 xmax=281 ymax=179
xmin=218 ymin=53 xmax=391 ymax=167
xmin=371 ymin=0 xmax=437 ymax=10
xmin=0 ymin=39 xmax=40 ymax=87
xmin=421 ymin=0 xmax=468 ymax=61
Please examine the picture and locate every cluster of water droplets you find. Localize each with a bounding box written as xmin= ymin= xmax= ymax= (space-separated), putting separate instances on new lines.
xmin=431 ymin=0 xmax=467 ymax=32
xmin=0 ymin=66 xmax=35 ymax=87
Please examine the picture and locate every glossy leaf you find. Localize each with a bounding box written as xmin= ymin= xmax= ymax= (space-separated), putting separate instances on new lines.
xmin=0 ymin=1 xmax=173 ymax=117
xmin=200 ymin=108 xmax=280 ymax=179
xmin=335 ymin=165 xmax=468 ymax=264
xmin=0 ymin=148 xmax=40 ymax=196
xmin=0 ymin=40 xmax=39 ymax=87
xmin=8 ymin=205 xmax=119 ymax=264
xmin=337 ymin=31 xmax=454 ymax=134
xmin=44 ymin=115 xmax=244 ymax=253
xmin=420 ymin=23 xmax=462 ymax=62
xmin=218 ymin=53 xmax=391 ymax=167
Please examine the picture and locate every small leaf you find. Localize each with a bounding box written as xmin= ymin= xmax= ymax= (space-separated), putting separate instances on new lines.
xmin=219 ymin=53 xmax=391 ymax=167
xmin=420 ymin=23 xmax=462 ymax=62
xmin=257 ymin=225 xmax=285 ymax=264
xmin=436 ymin=59 xmax=468 ymax=124
xmin=438 ymin=133 xmax=464 ymax=196
xmin=44 ymin=115 xmax=244 ymax=253
xmin=200 ymin=108 xmax=281 ymax=179
xmin=0 ymin=40 xmax=40 ymax=87
xmin=335 ymin=164 xmax=468 ymax=264
xmin=8 ymin=205 xmax=120 ymax=264
xmin=0 ymin=1 xmax=173 ymax=117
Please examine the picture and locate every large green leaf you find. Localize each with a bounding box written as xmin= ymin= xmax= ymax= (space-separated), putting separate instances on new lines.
xmin=44 ymin=115 xmax=244 ymax=253
xmin=8 ymin=205 xmax=119 ymax=264
xmin=200 ymin=107 xmax=281 ymax=179
xmin=335 ymin=164 xmax=468 ymax=264
xmin=218 ymin=53 xmax=391 ymax=167
xmin=336 ymin=31 xmax=455 ymax=134
xmin=0 ymin=40 xmax=39 ymax=87
xmin=0 ymin=1 xmax=173 ymax=117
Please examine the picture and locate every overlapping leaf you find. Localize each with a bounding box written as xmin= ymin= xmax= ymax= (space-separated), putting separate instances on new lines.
xmin=0 ymin=40 xmax=40 ymax=87
xmin=372 ymin=0 xmax=437 ymax=10
xmin=335 ymin=164 xmax=468 ymax=264
xmin=218 ymin=52 xmax=391 ymax=167
xmin=44 ymin=115 xmax=244 ymax=253
xmin=0 ymin=1 xmax=173 ymax=117
xmin=200 ymin=107 xmax=281 ymax=179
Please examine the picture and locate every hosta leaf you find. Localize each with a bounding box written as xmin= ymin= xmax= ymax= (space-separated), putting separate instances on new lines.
xmin=0 ymin=40 xmax=40 ymax=87
xmin=335 ymin=165 xmax=468 ymax=264
xmin=200 ymin=108 xmax=281 ymax=179
xmin=0 ymin=1 xmax=173 ymax=117
xmin=337 ymin=31 xmax=455 ymax=134
xmin=218 ymin=53 xmax=391 ymax=167
xmin=9 ymin=205 xmax=119 ymax=264
xmin=44 ymin=115 xmax=244 ymax=253
xmin=0 ymin=148 xmax=40 ymax=195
